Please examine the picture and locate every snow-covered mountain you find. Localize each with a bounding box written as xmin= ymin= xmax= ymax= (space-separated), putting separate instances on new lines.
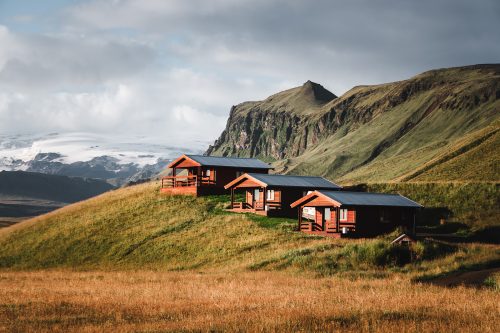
xmin=0 ymin=132 xmax=208 ymax=186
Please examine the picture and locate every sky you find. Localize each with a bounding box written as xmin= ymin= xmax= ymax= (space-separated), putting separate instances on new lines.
xmin=0 ymin=0 xmax=499 ymax=148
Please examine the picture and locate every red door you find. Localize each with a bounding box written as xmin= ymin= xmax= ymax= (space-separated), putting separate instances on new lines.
xmin=314 ymin=208 xmax=324 ymax=231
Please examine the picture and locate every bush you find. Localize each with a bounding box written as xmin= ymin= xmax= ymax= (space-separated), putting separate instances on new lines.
xmin=412 ymin=240 xmax=457 ymax=261
xmin=483 ymin=273 xmax=500 ymax=291
xmin=338 ymin=241 xmax=412 ymax=268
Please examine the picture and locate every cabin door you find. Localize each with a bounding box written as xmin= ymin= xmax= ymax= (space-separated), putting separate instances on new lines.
xmin=314 ymin=208 xmax=324 ymax=231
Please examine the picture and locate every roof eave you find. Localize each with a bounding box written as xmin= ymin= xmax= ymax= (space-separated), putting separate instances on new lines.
xmin=167 ymin=154 xmax=201 ymax=168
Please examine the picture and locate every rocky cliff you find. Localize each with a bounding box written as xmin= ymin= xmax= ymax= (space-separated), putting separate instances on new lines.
xmin=207 ymin=81 xmax=336 ymax=160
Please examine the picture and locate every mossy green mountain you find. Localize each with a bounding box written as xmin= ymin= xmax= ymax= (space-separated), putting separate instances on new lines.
xmin=207 ymin=64 xmax=500 ymax=183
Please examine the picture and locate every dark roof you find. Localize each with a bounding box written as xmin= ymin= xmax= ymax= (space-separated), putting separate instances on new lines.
xmin=318 ymin=191 xmax=422 ymax=208
xmin=247 ymin=173 xmax=341 ymax=189
xmin=391 ymin=233 xmax=417 ymax=244
xmin=186 ymin=155 xmax=272 ymax=169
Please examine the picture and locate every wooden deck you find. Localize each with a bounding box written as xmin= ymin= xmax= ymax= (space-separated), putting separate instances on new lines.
xmin=226 ymin=207 xmax=268 ymax=216
xmin=160 ymin=186 xmax=198 ymax=196
xmin=300 ymin=230 xmax=343 ymax=238
xmin=160 ymin=175 xmax=218 ymax=196
xmin=226 ymin=201 xmax=284 ymax=216
xmin=299 ymin=221 xmax=344 ymax=238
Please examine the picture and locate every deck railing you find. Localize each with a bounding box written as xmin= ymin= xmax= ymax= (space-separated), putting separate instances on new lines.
xmin=162 ymin=175 xmax=197 ymax=188
xmin=161 ymin=175 xmax=216 ymax=188
xmin=231 ymin=202 xmax=252 ymax=209
xmin=231 ymin=201 xmax=282 ymax=211
xmin=266 ymin=202 xmax=281 ymax=211
xmin=325 ymin=222 xmax=337 ymax=233
xmin=300 ymin=222 xmax=312 ymax=231
xmin=300 ymin=221 xmax=325 ymax=232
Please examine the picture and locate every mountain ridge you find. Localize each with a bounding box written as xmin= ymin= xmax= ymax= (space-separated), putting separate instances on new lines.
xmin=207 ymin=64 xmax=500 ymax=182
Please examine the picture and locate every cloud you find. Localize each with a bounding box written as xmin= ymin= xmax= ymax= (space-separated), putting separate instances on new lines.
xmin=63 ymin=0 xmax=500 ymax=91
xmin=0 ymin=25 xmax=155 ymax=92
xmin=0 ymin=0 xmax=499 ymax=149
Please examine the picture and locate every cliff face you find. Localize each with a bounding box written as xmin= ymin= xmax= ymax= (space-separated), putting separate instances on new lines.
xmin=207 ymin=64 xmax=500 ymax=182
xmin=206 ymin=81 xmax=336 ymax=160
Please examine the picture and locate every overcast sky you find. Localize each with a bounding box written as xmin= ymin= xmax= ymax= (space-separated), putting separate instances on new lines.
xmin=0 ymin=0 xmax=499 ymax=146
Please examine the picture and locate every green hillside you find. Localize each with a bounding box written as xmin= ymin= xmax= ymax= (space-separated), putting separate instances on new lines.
xmin=207 ymin=64 xmax=500 ymax=182
xmin=0 ymin=182 xmax=326 ymax=270
xmin=0 ymin=182 xmax=498 ymax=277
xmin=402 ymin=125 xmax=500 ymax=182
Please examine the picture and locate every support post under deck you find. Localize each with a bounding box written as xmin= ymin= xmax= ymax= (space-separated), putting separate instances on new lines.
xmin=230 ymin=188 xmax=234 ymax=209
xmin=298 ymin=207 xmax=303 ymax=231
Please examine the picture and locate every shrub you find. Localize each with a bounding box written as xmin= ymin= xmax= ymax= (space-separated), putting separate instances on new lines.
xmin=338 ymin=241 xmax=412 ymax=268
xmin=483 ymin=273 xmax=500 ymax=291
xmin=412 ymin=240 xmax=457 ymax=261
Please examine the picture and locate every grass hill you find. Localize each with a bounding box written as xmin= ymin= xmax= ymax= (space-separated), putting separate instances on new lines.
xmin=207 ymin=64 xmax=500 ymax=182
xmin=0 ymin=182 xmax=498 ymax=277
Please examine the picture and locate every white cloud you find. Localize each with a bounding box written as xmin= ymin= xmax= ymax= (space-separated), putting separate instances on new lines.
xmin=0 ymin=24 xmax=155 ymax=93
xmin=0 ymin=0 xmax=499 ymax=154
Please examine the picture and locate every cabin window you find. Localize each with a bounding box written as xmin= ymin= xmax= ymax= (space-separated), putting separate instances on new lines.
xmin=340 ymin=209 xmax=348 ymax=221
xmin=267 ymin=189 xmax=275 ymax=200
xmin=254 ymin=189 xmax=260 ymax=201
xmin=324 ymin=208 xmax=331 ymax=221
xmin=205 ymin=169 xmax=211 ymax=177
xmin=303 ymin=207 xmax=315 ymax=219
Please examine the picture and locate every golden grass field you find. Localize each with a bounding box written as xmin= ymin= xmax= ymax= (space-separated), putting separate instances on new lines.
xmin=0 ymin=270 xmax=498 ymax=332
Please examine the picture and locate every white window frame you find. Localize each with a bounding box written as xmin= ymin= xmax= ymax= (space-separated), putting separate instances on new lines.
xmin=324 ymin=208 xmax=331 ymax=221
xmin=303 ymin=207 xmax=315 ymax=218
xmin=340 ymin=208 xmax=348 ymax=221
xmin=266 ymin=189 xmax=275 ymax=201
xmin=254 ymin=189 xmax=260 ymax=201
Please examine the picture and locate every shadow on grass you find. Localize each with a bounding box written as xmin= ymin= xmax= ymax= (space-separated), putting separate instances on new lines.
xmin=418 ymin=225 xmax=500 ymax=245
xmin=414 ymin=258 xmax=500 ymax=288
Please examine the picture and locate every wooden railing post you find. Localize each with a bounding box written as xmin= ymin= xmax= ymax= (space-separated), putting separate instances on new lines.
xmin=263 ymin=187 xmax=267 ymax=212
xmin=230 ymin=188 xmax=234 ymax=209
xmin=298 ymin=207 xmax=302 ymax=231
xmin=336 ymin=207 xmax=340 ymax=233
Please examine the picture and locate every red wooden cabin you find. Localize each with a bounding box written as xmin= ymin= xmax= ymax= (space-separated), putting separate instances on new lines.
xmin=291 ymin=190 xmax=422 ymax=238
xmin=224 ymin=173 xmax=341 ymax=217
xmin=161 ymin=154 xmax=272 ymax=196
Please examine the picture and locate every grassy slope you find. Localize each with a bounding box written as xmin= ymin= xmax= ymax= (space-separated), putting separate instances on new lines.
xmin=407 ymin=126 xmax=500 ymax=182
xmin=0 ymin=182 xmax=498 ymax=279
xmin=211 ymin=65 xmax=500 ymax=182
xmin=285 ymin=89 xmax=499 ymax=183
xmin=0 ymin=182 xmax=330 ymax=271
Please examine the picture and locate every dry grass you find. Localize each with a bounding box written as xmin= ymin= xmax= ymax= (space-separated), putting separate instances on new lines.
xmin=0 ymin=270 xmax=498 ymax=332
